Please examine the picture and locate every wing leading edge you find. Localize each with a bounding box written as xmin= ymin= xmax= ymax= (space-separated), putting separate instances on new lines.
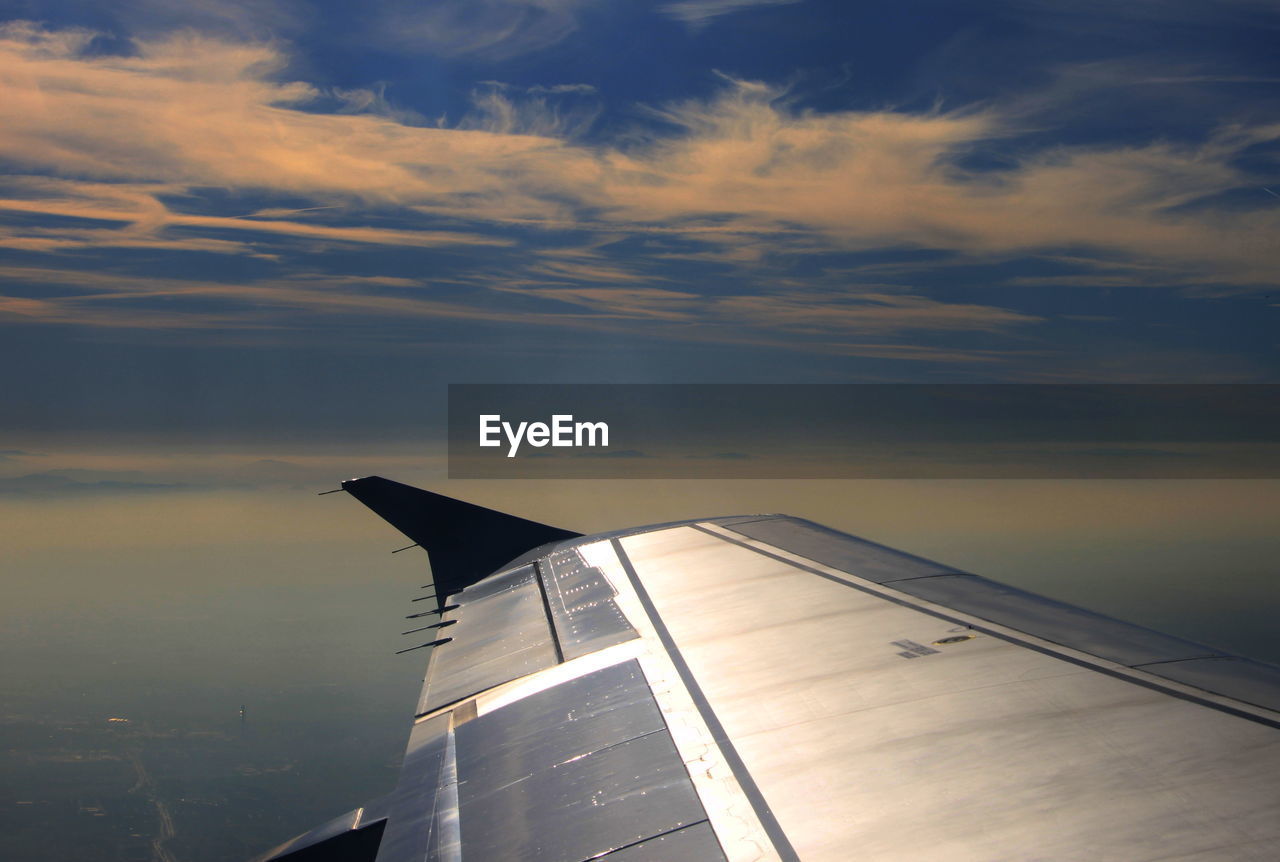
xmin=261 ymin=478 xmax=1280 ymax=862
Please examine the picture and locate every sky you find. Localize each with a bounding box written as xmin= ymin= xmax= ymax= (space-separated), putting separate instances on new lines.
xmin=0 ymin=1 xmax=1277 ymax=623
xmin=2 ymin=0 xmax=1280 ymax=445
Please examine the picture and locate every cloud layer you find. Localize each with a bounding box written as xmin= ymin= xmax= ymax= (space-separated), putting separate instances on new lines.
xmin=1 ymin=21 xmax=1278 ymax=365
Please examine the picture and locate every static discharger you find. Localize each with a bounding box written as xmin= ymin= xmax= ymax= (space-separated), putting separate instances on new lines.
xmin=391 ymin=543 xmax=420 ymax=554
xmin=396 ymin=637 xmax=452 ymax=655
xmin=401 ymin=620 xmax=458 ymax=636
xmin=410 ymin=594 xmax=438 ymax=603
xmin=405 ymin=604 xmax=460 ymax=619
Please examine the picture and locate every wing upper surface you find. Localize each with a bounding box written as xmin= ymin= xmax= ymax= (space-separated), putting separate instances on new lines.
xmin=264 ymin=486 xmax=1280 ymax=862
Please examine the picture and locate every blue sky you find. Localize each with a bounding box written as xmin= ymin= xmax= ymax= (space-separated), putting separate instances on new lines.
xmin=1 ymin=0 xmax=1279 ymax=448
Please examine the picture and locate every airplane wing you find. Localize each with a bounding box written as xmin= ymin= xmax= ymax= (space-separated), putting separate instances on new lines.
xmin=261 ymin=476 xmax=1280 ymax=862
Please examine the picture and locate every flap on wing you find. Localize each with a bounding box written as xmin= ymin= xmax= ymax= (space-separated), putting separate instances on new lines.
xmin=340 ymin=476 xmax=580 ymax=600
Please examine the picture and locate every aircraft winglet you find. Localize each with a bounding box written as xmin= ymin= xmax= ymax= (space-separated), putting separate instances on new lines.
xmin=339 ymin=476 xmax=580 ymax=602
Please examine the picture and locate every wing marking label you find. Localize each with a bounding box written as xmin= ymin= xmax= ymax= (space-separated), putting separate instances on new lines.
xmin=890 ymin=639 xmax=940 ymax=657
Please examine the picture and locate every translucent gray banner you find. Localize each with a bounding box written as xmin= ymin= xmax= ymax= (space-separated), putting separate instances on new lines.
xmin=447 ymin=384 xmax=1280 ymax=478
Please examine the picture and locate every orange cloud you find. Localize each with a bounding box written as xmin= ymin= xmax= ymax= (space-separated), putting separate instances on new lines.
xmin=605 ymin=79 xmax=1280 ymax=283
xmin=2 ymin=20 xmax=1277 ymax=361
xmin=0 ymin=177 xmax=512 ymax=254
xmin=3 ymin=21 xmax=1277 ymax=285
xmin=0 ymin=23 xmax=597 ymax=219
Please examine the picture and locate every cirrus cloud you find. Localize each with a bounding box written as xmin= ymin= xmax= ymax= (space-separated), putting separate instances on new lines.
xmin=0 ymin=19 xmax=1278 ymax=375
xmin=2 ymin=22 xmax=1278 ymax=284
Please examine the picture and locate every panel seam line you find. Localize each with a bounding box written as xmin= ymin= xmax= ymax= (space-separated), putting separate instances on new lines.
xmin=611 ymin=537 xmax=800 ymax=862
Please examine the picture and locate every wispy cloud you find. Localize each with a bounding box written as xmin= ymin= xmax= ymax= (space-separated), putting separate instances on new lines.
xmin=714 ymin=291 xmax=1042 ymax=335
xmin=495 ymin=281 xmax=1042 ymax=336
xmin=0 ymin=266 xmax=530 ymax=331
xmin=611 ymin=76 xmax=1280 ymax=283
xmin=529 ymin=259 xmax=652 ymax=284
xmin=368 ymin=0 xmax=589 ymax=59
xmin=460 ymin=81 xmax=602 ymax=138
xmin=0 ymin=24 xmax=593 ymax=223
xmin=0 ymin=263 xmax=1039 ymax=366
xmin=661 ymin=0 xmax=802 ymax=29
xmin=507 ymin=286 xmax=700 ymax=320
xmin=2 ymin=21 xmax=1279 ymax=374
xmin=0 ymin=179 xmax=511 ymax=254
xmin=4 ymin=24 xmax=1279 ymax=282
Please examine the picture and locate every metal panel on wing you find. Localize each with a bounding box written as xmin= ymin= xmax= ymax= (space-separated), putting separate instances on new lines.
xmin=374 ymin=713 xmax=452 ymax=862
xmin=618 ymin=525 xmax=1280 ymax=862
xmin=453 ymin=660 xmax=722 ymax=862
xmin=726 ymin=516 xmax=964 ymax=581
xmin=597 ymin=822 xmax=727 ymax=861
xmin=540 ymin=548 xmax=638 ymax=660
xmin=419 ymin=565 xmax=559 ymax=714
